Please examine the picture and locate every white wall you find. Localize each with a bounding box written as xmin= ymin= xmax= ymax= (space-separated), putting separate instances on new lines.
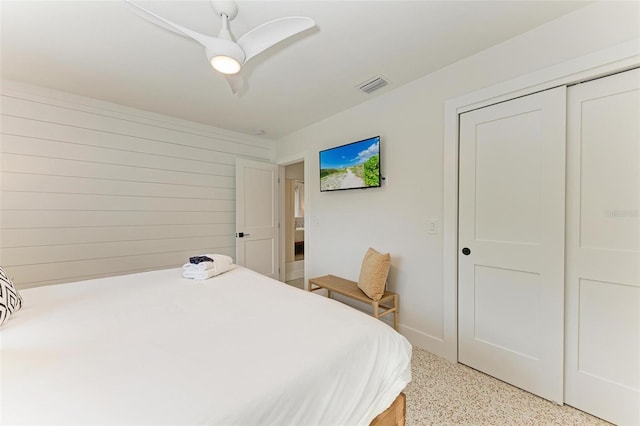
xmin=275 ymin=1 xmax=640 ymax=357
xmin=0 ymin=80 xmax=274 ymax=289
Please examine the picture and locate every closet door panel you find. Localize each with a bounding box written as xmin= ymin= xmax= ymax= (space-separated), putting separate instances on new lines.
xmin=458 ymin=86 xmax=566 ymax=404
xmin=565 ymin=68 xmax=640 ymax=426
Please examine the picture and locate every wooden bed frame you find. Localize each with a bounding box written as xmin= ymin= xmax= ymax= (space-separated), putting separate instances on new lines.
xmin=370 ymin=392 xmax=406 ymax=426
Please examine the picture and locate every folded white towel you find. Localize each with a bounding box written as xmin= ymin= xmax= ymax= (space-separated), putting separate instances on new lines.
xmin=182 ymin=254 xmax=235 ymax=280
xmin=182 ymin=268 xmax=218 ymax=280
xmin=182 ymin=261 xmax=214 ymax=271
xmin=204 ymin=254 xmax=234 ymax=269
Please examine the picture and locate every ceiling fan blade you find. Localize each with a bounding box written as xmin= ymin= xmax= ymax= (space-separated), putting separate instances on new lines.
xmin=124 ymin=0 xmax=211 ymax=47
xmin=225 ymin=74 xmax=245 ymax=94
xmin=237 ymin=17 xmax=315 ymax=63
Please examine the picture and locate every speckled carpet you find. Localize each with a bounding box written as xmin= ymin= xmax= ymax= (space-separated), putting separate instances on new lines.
xmin=405 ymin=348 xmax=610 ymax=425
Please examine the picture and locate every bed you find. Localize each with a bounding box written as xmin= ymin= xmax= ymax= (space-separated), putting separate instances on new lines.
xmin=0 ymin=266 xmax=411 ymax=425
xmin=294 ymin=228 xmax=305 ymax=255
xmin=294 ymin=216 xmax=305 ymax=256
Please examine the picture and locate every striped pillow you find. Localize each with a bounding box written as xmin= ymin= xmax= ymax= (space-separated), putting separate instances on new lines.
xmin=0 ymin=266 xmax=23 ymax=327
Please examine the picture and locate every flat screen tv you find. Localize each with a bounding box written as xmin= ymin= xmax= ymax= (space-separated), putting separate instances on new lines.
xmin=320 ymin=136 xmax=381 ymax=192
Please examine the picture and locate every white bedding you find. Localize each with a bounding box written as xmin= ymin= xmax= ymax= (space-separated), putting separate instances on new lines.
xmin=0 ymin=266 xmax=411 ymax=425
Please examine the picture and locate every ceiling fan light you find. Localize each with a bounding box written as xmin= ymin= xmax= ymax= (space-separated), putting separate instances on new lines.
xmin=210 ymin=55 xmax=241 ymax=75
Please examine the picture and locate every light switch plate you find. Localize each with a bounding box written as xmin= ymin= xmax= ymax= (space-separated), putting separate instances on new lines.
xmin=427 ymin=219 xmax=438 ymax=234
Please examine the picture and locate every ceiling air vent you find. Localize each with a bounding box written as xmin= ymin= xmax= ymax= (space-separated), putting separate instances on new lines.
xmin=357 ymin=76 xmax=388 ymax=94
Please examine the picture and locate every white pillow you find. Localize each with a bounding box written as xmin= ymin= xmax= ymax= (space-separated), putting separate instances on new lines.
xmin=0 ymin=266 xmax=23 ymax=327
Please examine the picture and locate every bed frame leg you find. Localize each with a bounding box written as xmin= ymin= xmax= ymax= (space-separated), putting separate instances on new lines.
xmin=369 ymin=392 xmax=405 ymax=426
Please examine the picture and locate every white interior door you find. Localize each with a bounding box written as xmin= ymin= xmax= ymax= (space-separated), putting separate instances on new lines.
xmin=565 ymin=68 xmax=640 ymax=425
xmin=458 ymin=86 xmax=566 ymax=403
xmin=236 ymin=159 xmax=279 ymax=279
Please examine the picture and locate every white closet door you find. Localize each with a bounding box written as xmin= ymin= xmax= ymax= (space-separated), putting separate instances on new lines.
xmin=236 ymin=159 xmax=279 ymax=279
xmin=458 ymin=86 xmax=566 ymax=403
xmin=565 ymin=68 xmax=640 ymax=425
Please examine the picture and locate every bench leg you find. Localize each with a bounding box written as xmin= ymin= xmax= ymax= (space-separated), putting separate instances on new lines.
xmin=327 ymin=289 xmax=332 ymax=299
xmin=373 ymin=301 xmax=379 ymax=319
xmin=393 ymin=295 xmax=399 ymax=331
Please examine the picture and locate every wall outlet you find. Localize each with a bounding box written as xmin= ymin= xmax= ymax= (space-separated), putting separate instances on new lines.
xmin=427 ymin=219 xmax=438 ymax=234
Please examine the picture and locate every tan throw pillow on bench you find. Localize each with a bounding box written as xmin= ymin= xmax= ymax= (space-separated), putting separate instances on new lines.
xmin=358 ymin=247 xmax=391 ymax=301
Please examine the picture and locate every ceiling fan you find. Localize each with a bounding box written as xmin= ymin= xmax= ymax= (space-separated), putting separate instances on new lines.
xmin=124 ymin=1 xmax=316 ymax=94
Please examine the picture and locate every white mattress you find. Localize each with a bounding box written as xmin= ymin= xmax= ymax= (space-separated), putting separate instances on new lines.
xmin=1 ymin=266 xmax=411 ymax=425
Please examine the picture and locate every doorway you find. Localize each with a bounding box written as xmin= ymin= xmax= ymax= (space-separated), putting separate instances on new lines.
xmin=283 ymin=161 xmax=305 ymax=289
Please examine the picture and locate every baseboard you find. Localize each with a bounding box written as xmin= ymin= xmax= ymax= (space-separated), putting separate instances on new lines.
xmin=399 ymin=323 xmax=455 ymax=362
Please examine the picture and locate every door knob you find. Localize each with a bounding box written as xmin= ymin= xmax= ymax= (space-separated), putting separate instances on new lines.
xmin=462 ymin=247 xmax=471 ymax=255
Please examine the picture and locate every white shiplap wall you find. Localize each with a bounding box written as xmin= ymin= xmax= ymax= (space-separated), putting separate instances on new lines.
xmin=0 ymin=80 xmax=274 ymax=289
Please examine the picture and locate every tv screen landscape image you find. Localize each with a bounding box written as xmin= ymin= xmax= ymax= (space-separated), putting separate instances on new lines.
xmin=320 ymin=136 xmax=381 ymax=192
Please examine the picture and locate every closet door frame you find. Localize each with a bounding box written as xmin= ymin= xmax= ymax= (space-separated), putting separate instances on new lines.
xmin=439 ymin=39 xmax=640 ymax=362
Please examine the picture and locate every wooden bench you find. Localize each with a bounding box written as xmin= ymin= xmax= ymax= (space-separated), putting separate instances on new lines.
xmin=308 ymin=275 xmax=399 ymax=330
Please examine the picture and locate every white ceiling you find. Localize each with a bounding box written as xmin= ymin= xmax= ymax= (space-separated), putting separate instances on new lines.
xmin=1 ymin=1 xmax=590 ymax=139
